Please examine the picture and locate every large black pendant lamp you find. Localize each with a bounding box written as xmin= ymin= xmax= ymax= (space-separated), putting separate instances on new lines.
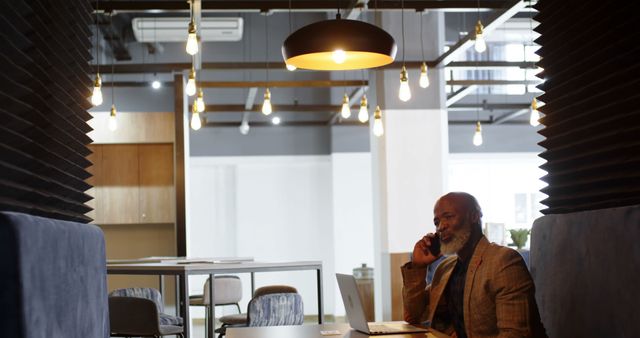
xmin=282 ymin=13 xmax=397 ymax=71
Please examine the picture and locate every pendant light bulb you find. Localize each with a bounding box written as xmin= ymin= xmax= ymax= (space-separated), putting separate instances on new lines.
xmin=262 ymin=88 xmax=272 ymax=115
xmin=473 ymin=121 xmax=483 ymax=146
xmin=195 ymin=88 xmax=205 ymax=113
xmin=529 ymin=97 xmax=540 ymax=126
xmin=474 ymin=20 xmax=487 ymax=53
xmin=186 ymin=68 xmax=196 ymax=96
xmin=373 ymin=105 xmax=384 ymax=137
xmin=91 ymin=74 xmax=103 ymax=106
xmin=358 ymin=95 xmax=369 ymax=123
xmin=186 ymin=20 xmax=199 ymax=55
xmin=286 ymin=63 xmax=297 ymax=71
xmin=419 ymin=62 xmax=430 ymax=88
xmin=239 ymin=120 xmax=250 ymax=135
xmin=108 ymin=104 xmax=118 ymax=131
xmin=332 ymin=49 xmax=346 ymax=64
xmin=190 ymin=102 xmax=202 ymax=130
xmin=398 ymin=66 xmax=411 ymax=102
xmin=340 ymin=93 xmax=351 ymax=118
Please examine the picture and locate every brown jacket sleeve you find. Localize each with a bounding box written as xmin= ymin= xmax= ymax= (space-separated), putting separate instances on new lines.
xmin=492 ymin=249 xmax=548 ymax=338
xmin=401 ymin=262 xmax=430 ymax=324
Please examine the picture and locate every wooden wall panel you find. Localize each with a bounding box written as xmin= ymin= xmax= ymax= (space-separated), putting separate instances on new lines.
xmin=139 ymin=144 xmax=175 ymax=223
xmin=100 ymin=145 xmax=140 ymax=224
xmin=88 ymin=112 xmax=175 ymax=144
xmin=536 ymin=1 xmax=640 ymax=214
xmin=0 ymin=0 xmax=93 ymax=222
xmin=390 ymin=252 xmax=411 ymax=321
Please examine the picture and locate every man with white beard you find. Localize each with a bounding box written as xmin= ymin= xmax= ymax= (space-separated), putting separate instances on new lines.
xmin=402 ymin=192 xmax=547 ymax=338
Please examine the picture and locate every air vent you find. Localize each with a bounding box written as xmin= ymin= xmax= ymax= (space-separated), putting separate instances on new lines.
xmin=132 ymin=17 xmax=243 ymax=42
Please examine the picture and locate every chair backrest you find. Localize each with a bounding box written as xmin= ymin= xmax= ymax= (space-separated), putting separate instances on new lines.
xmin=108 ymin=297 xmax=160 ymax=336
xmin=203 ymin=275 xmax=243 ymax=305
xmin=109 ymin=287 xmax=164 ymax=313
xmin=0 ymin=212 xmax=109 ymax=338
xmin=246 ymin=285 xmax=304 ymax=327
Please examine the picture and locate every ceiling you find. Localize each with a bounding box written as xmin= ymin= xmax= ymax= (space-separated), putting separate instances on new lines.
xmin=90 ymin=0 xmax=540 ymax=130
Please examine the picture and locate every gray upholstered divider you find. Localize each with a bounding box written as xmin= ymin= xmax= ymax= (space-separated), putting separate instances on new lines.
xmin=0 ymin=212 xmax=109 ymax=338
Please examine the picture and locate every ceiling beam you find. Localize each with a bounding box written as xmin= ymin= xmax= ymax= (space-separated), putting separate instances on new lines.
xmin=433 ymin=0 xmax=526 ymax=67
xmin=492 ymin=109 xmax=531 ymax=124
xmin=447 ymin=80 xmax=541 ymax=86
xmin=446 ymin=85 xmax=476 ymax=107
xmin=204 ymin=104 xmax=359 ymax=113
xmin=448 ymin=103 xmax=530 ymax=111
xmin=91 ymin=61 xmax=537 ymax=74
xmin=200 ymin=80 xmax=368 ymax=88
xmin=202 ymin=119 xmax=529 ymax=128
xmin=92 ymin=1 xmax=515 ymax=12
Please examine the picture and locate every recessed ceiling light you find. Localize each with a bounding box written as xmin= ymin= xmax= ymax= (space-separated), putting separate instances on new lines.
xmin=271 ymin=116 xmax=281 ymax=125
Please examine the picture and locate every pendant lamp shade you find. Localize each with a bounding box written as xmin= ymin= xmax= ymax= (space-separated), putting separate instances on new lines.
xmin=282 ymin=16 xmax=397 ymax=71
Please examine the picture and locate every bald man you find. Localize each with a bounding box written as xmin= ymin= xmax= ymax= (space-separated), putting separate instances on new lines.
xmin=402 ymin=192 xmax=547 ymax=338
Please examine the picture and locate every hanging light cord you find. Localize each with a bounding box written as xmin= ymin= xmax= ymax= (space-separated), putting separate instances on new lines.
xmin=265 ymin=12 xmax=269 ymax=84
xmin=477 ymin=0 xmax=481 ymax=21
xmin=420 ymin=12 xmax=425 ymax=62
xmin=95 ymin=0 xmax=99 ymax=74
xmin=401 ymin=0 xmax=406 ymax=64
xmin=110 ymin=12 xmax=115 ymax=105
xmin=288 ymin=0 xmax=292 ymax=33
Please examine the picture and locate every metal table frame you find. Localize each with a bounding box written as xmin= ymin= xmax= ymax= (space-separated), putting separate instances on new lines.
xmin=107 ymin=261 xmax=324 ymax=338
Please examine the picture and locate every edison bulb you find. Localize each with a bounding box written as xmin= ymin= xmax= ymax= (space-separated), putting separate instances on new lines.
xmin=473 ymin=121 xmax=483 ymax=146
xmin=239 ymin=120 xmax=250 ymax=135
xmin=91 ymin=84 xmax=103 ymax=106
xmin=474 ymin=20 xmax=487 ymax=53
xmin=286 ymin=63 xmax=297 ymax=71
xmin=195 ymin=89 xmax=205 ymax=113
xmin=419 ymin=62 xmax=430 ymax=88
xmin=262 ymin=88 xmax=272 ymax=115
xmin=186 ymin=80 xmax=196 ymax=97
xmin=340 ymin=94 xmax=351 ymax=118
xmin=186 ymin=21 xmax=199 ymax=55
xmin=190 ymin=111 xmax=201 ymax=130
xmin=529 ymin=98 xmax=540 ymax=126
xmin=108 ymin=105 xmax=117 ymax=131
xmin=332 ymin=49 xmax=346 ymax=64
xmin=373 ymin=106 xmax=384 ymax=137
xmin=398 ymin=66 xmax=411 ymax=102
xmin=358 ymin=95 xmax=369 ymax=123
xmin=151 ymin=80 xmax=161 ymax=89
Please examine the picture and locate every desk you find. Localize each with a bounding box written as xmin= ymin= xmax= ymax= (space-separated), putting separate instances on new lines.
xmin=226 ymin=323 xmax=449 ymax=338
xmin=107 ymin=260 xmax=323 ymax=338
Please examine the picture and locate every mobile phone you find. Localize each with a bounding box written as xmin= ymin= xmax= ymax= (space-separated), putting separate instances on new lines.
xmin=428 ymin=233 xmax=441 ymax=256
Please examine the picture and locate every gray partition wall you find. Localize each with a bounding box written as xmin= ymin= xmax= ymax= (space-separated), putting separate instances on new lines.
xmin=531 ymin=1 xmax=640 ymax=337
xmin=0 ymin=1 xmax=93 ymax=223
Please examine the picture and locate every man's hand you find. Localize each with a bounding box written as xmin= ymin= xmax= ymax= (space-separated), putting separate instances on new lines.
xmin=411 ymin=233 xmax=441 ymax=268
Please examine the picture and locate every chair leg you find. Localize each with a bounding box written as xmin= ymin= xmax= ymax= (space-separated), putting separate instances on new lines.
xmin=205 ymin=305 xmax=209 ymax=338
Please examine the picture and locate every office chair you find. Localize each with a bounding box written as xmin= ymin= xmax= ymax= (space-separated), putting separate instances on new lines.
xmin=109 ymin=297 xmax=184 ymax=338
xmin=215 ymin=285 xmax=304 ymax=338
xmin=109 ymin=287 xmax=183 ymax=327
xmin=190 ymin=275 xmax=243 ymax=337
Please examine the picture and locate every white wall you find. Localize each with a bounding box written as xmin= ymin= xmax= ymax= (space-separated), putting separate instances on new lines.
xmin=330 ymin=153 xmax=375 ymax=316
xmin=188 ymin=154 xmax=374 ymax=318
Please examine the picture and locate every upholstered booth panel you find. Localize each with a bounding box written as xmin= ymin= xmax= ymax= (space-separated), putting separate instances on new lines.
xmin=0 ymin=212 xmax=109 ymax=338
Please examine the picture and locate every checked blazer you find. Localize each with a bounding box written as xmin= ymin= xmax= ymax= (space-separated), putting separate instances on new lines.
xmin=402 ymin=236 xmax=547 ymax=338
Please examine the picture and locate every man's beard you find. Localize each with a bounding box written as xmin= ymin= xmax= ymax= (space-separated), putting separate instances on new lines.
xmin=441 ymin=225 xmax=471 ymax=255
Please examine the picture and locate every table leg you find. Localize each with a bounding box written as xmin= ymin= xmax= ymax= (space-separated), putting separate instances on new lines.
xmin=159 ymin=275 xmax=164 ymax=298
xmin=175 ymin=275 xmax=180 ymax=316
xmin=208 ymin=273 xmax=215 ymax=338
xmin=317 ymin=267 xmax=324 ymax=324
xmin=250 ymin=272 xmax=255 ymax=296
xmin=179 ymin=273 xmax=190 ymax=338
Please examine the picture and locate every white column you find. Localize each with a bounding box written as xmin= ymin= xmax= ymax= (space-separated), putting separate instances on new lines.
xmin=371 ymin=10 xmax=448 ymax=321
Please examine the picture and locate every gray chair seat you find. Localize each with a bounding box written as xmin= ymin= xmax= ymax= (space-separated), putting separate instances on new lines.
xmin=218 ymin=313 xmax=248 ymax=325
xmin=159 ymin=313 xmax=184 ymax=326
xmin=159 ymin=325 xmax=185 ymax=335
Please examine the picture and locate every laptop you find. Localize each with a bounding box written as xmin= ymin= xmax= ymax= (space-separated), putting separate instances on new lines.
xmin=336 ymin=273 xmax=429 ymax=335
